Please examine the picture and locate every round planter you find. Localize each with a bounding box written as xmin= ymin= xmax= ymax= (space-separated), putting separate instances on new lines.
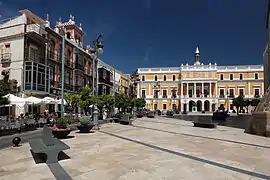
xmin=52 ymin=129 xmax=71 ymax=139
xmin=136 ymin=114 xmax=144 ymax=118
xmin=77 ymin=125 xmax=94 ymax=133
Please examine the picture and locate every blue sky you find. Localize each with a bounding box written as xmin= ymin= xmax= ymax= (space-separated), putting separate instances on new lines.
xmin=0 ymin=0 xmax=268 ymax=73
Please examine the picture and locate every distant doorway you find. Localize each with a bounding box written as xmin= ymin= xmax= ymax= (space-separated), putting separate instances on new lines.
xmin=189 ymin=101 xmax=195 ymax=112
xmin=204 ymin=100 xmax=210 ymax=111
xmin=197 ymin=100 xmax=202 ymax=112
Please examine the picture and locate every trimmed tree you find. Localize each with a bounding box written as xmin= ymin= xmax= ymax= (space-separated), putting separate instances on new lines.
xmin=64 ymin=93 xmax=81 ymax=113
xmin=79 ymin=87 xmax=94 ymax=115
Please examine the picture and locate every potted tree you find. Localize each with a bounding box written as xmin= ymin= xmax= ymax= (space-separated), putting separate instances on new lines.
xmin=51 ymin=118 xmax=71 ymax=139
xmin=77 ymin=116 xmax=94 ymax=133
xmin=136 ymin=109 xmax=144 ymax=118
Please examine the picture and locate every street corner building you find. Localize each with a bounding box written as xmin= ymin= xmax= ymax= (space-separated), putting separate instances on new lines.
xmin=137 ymin=46 xmax=264 ymax=112
xmin=0 ymin=9 xmax=130 ymax=115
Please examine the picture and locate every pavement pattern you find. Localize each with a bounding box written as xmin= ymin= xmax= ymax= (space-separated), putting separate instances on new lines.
xmin=0 ymin=116 xmax=270 ymax=180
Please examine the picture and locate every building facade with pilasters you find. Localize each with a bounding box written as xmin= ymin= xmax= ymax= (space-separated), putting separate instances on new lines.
xmin=137 ymin=47 xmax=264 ymax=112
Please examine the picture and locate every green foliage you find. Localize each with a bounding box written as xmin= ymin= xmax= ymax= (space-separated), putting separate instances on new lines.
xmin=0 ymin=90 xmax=9 ymax=106
xmin=78 ymin=87 xmax=94 ymax=110
xmin=251 ymin=98 xmax=260 ymax=107
xmin=115 ymin=93 xmax=130 ymax=111
xmin=0 ymin=71 xmax=12 ymax=106
xmin=79 ymin=116 xmax=92 ymax=126
xmin=64 ymin=114 xmax=74 ymax=124
xmin=55 ymin=118 xmax=68 ymax=129
xmin=114 ymin=112 xmax=123 ymax=119
xmin=135 ymin=98 xmax=146 ymax=108
xmin=64 ymin=93 xmax=81 ymax=112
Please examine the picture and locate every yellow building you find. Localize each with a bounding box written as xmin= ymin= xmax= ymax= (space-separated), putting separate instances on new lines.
xmin=137 ymin=47 xmax=264 ymax=112
xmin=120 ymin=73 xmax=130 ymax=96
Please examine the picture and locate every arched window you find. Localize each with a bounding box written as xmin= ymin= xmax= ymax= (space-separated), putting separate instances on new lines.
xmin=163 ymin=75 xmax=167 ymax=81
xmin=142 ymin=75 xmax=145 ymax=81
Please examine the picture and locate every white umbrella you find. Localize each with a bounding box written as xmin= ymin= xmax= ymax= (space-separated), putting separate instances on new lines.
xmin=41 ymin=97 xmax=56 ymax=104
xmin=25 ymin=96 xmax=42 ymax=104
xmin=4 ymin=94 xmax=26 ymax=104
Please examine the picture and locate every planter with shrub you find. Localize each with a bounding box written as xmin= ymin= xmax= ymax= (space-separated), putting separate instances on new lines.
xmin=77 ymin=116 xmax=94 ymax=133
xmin=136 ymin=110 xmax=144 ymax=118
xmin=51 ymin=118 xmax=71 ymax=139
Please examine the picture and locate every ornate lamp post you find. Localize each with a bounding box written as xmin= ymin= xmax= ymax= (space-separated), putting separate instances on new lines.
xmin=91 ymin=34 xmax=104 ymax=130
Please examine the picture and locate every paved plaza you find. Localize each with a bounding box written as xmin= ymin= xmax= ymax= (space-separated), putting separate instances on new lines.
xmin=0 ymin=117 xmax=270 ymax=180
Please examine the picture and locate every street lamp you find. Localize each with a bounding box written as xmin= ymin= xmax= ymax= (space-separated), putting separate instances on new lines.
xmin=91 ymin=34 xmax=104 ymax=130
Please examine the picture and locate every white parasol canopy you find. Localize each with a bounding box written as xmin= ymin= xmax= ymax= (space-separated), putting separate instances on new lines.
xmin=25 ymin=96 xmax=42 ymax=104
xmin=41 ymin=97 xmax=57 ymax=104
xmin=3 ymin=94 xmax=26 ymax=106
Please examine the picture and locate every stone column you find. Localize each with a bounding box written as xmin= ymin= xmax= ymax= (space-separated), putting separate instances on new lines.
xmin=181 ymin=83 xmax=183 ymax=98
xmin=215 ymin=83 xmax=218 ymax=98
xmin=210 ymin=82 xmax=212 ymax=97
xmin=248 ymin=82 xmax=251 ymax=98
xmin=194 ymin=83 xmax=196 ymax=97
xmin=202 ymin=83 xmax=204 ymax=97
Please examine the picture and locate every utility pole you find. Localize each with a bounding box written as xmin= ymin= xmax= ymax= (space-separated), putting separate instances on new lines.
xmin=60 ymin=30 xmax=65 ymax=118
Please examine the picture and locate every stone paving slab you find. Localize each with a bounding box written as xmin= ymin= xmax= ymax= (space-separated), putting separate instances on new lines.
xmin=0 ymin=117 xmax=269 ymax=179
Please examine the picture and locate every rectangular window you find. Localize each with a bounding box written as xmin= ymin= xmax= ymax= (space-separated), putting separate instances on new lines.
xmin=173 ymin=75 xmax=176 ymax=81
xmin=239 ymin=89 xmax=244 ymax=96
xmin=154 ymin=75 xmax=158 ymax=81
xmin=229 ymin=89 xmax=234 ymax=97
xmin=154 ymin=90 xmax=159 ymax=98
xmin=239 ymin=74 xmax=243 ymax=80
xmin=219 ymin=89 xmax=224 ymax=97
xmin=162 ymin=89 xmax=167 ymax=98
xmin=230 ymin=74 xmax=233 ymax=80
xmin=163 ymin=104 xmax=167 ymax=110
xmin=142 ymin=89 xmax=146 ymax=98
xmin=255 ymin=73 xmax=258 ymax=80
xmin=163 ymin=75 xmax=166 ymax=81
xmin=220 ymin=74 xmax=223 ymax=80
xmin=171 ymin=88 xmax=177 ymax=98
xmin=255 ymin=89 xmax=260 ymax=97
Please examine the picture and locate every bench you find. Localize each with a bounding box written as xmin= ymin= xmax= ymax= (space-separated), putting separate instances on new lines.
xmin=29 ymin=125 xmax=70 ymax=164
xmin=193 ymin=117 xmax=216 ymax=128
xmin=119 ymin=114 xmax=132 ymax=125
